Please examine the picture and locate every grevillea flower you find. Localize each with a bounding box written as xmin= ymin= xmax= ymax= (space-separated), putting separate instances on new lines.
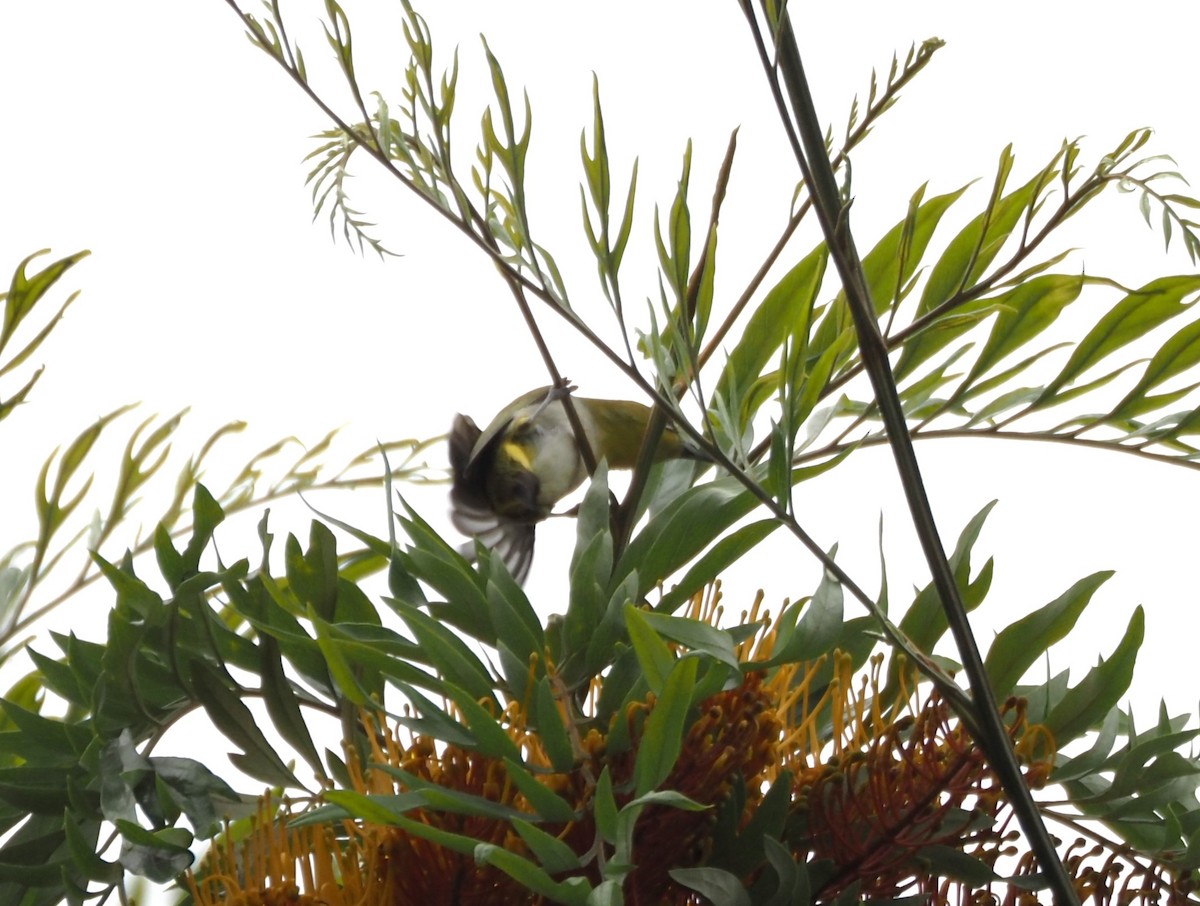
xmin=187 ymin=584 xmax=1129 ymax=905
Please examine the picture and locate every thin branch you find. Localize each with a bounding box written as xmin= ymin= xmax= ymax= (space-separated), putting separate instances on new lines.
xmin=739 ymin=2 xmax=1080 ymax=902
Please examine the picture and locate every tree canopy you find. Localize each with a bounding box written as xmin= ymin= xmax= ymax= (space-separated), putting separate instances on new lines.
xmin=1 ymin=3 xmax=1199 ymax=905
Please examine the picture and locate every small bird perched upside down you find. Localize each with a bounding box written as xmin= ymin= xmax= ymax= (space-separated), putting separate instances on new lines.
xmin=449 ymin=385 xmax=705 ymax=583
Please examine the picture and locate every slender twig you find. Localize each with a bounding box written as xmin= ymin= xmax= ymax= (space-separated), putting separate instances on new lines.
xmin=614 ymin=131 xmax=741 ymax=555
xmin=697 ymin=39 xmax=942 ymax=372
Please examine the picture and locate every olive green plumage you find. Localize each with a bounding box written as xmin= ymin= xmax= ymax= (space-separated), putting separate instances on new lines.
xmin=449 ymin=386 xmax=703 ymax=583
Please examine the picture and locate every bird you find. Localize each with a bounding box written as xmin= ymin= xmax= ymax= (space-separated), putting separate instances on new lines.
xmin=449 ymin=385 xmax=705 ymax=583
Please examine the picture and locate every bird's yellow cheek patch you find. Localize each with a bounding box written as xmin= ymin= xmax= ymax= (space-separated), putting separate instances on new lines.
xmin=501 ymin=440 xmax=534 ymax=471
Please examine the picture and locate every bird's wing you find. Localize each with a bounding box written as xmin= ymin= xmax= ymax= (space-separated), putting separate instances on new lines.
xmin=449 ymin=411 xmax=537 ymax=583
xmin=450 ymin=500 xmax=537 ymax=584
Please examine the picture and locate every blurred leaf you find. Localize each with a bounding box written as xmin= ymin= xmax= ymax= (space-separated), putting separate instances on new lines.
xmin=533 ymin=678 xmax=576 ymax=773
xmin=0 ymin=249 xmax=90 ymax=369
xmin=503 ymin=756 xmax=576 ymax=823
xmin=511 ymin=817 xmax=583 ymax=873
xmin=114 ymin=820 xmax=193 ymax=883
xmin=669 ymin=866 xmax=751 ymax=906
xmin=475 ymin=842 xmax=592 ymax=904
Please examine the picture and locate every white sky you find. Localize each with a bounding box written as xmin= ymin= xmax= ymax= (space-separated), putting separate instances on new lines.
xmin=2 ymin=0 xmax=1200 ymax=844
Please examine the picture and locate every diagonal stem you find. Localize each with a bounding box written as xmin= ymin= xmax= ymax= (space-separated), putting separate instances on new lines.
xmin=740 ymin=2 xmax=1079 ymax=902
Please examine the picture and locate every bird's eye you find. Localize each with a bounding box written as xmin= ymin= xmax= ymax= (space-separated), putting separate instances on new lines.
xmin=514 ymin=420 xmax=541 ymax=440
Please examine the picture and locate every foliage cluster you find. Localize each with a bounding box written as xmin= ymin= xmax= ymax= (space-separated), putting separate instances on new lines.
xmin=2 ymin=1 xmax=1200 ymax=904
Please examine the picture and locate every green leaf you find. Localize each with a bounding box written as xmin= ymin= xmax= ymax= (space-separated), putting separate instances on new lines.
xmin=594 ymin=767 xmax=618 ymax=845
xmin=63 ymin=813 xmax=118 ymax=884
xmin=918 ymin=844 xmax=1000 ymax=885
xmin=114 ymin=820 xmax=193 ymax=883
xmin=391 ymin=682 xmax=476 ymax=748
xmin=637 ymin=611 xmax=741 ymax=672
xmin=512 ymin=817 xmax=583 ymax=873
xmin=533 ymin=677 xmax=577 ymax=774
xmin=564 ymin=462 xmax=614 ymax=662
xmin=1045 ymin=607 xmax=1144 ymax=745
xmin=320 ymin=789 xmax=422 ymax=825
xmin=190 ymin=661 xmax=299 ymax=788
xmin=625 ymin=604 xmax=676 ymax=695
xmin=0 ymin=699 xmax=86 ymax=765
xmin=308 ymin=607 xmax=367 ymax=706
xmin=392 ymin=600 xmax=497 ymax=705
xmin=485 ymin=571 xmax=543 ymax=673
xmin=286 ymin=522 xmax=339 ymax=620
xmin=1109 ymin=302 xmax=1200 ymax=421
xmin=25 ymin=648 xmax=84 ymax=709
xmin=0 ymin=249 xmax=90 ymax=362
xmin=897 ymin=502 xmax=996 ymax=652
xmin=716 ymin=244 xmax=827 ymax=429
xmin=475 ymin=842 xmax=592 ymax=905
xmin=916 ymin=146 xmax=1041 ymax=315
xmin=669 ymin=867 xmax=751 ymax=906
xmin=634 ymin=656 xmax=698 ymax=796
xmin=769 ymin=548 xmax=844 ymax=665
xmin=593 ymin=645 xmax=646 ymax=732
xmin=442 ymin=682 xmax=521 ymax=762
xmin=655 ymin=520 xmax=780 ymax=615
xmin=761 ymin=835 xmax=809 ymax=906
xmin=985 ymin=571 xmax=1112 ymax=696
xmin=318 ymin=791 xmax=502 ymax=857
xmin=226 ymin=575 xmax=333 ymax=700
xmin=1051 ymin=707 xmax=1119 ymax=783
xmin=952 ymin=274 xmax=1085 ymax=394
xmin=150 ymin=756 xmax=248 ymax=839
xmin=1036 ymin=275 xmax=1200 ymax=406
xmin=502 ymin=757 xmax=577 ymax=823
xmin=615 ymin=475 xmax=760 ymax=600
xmin=896 ymin=151 xmax=1063 ymax=379
xmin=400 ymin=504 xmax=494 ymax=644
